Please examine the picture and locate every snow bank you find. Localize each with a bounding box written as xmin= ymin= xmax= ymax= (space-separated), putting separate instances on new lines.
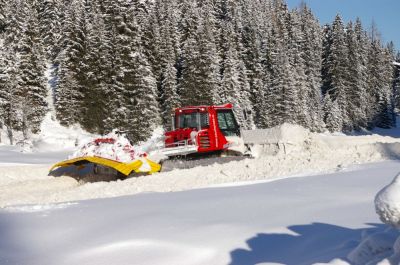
xmin=375 ymin=173 xmax=400 ymax=228
xmin=365 ymin=172 xmax=400 ymax=265
xmin=347 ymin=227 xmax=400 ymax=265
xmin=242 ymin=123 xmax=311 ymax=145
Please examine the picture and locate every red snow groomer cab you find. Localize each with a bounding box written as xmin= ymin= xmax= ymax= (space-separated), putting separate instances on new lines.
xmin=162 ymin=103 xmax=242 ymax=157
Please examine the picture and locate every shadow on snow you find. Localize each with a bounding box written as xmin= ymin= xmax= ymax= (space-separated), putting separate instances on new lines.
xmin=229 ymin=222 xmax=388 ymax=265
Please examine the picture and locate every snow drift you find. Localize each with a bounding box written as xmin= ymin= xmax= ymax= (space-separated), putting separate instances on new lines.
xmin=375 ymin=173 xmax=400 ymax=228
xmin=368 ymin=170 xmax=400 ymax=265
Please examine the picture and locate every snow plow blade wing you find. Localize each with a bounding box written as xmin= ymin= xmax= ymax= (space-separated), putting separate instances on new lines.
xmin=50 ymin=156 xmax=144 ymax=176
xmin=145 ymin=158 xmax=162 ymax=174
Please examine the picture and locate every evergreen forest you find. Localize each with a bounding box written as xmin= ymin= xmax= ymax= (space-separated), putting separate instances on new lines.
xmin=0 ymin=0 xmax=399 ymax=143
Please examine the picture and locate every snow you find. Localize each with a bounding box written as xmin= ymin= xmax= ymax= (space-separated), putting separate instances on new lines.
xmin=3 ymin=122 xmax=400 ymax=207
xmin=71 ymin=128 xmax=166 ymax=162
xmin=242 ymin=123 xmax=311 ymax=145
xmin=1 ymin=161 xmax=400 ymax=265
xmin=70 ymin=130 xmax=139 ymax=162
xmin=3 ymin=119 xmax=400 ymax=263
xmin=32 ymin=113 xmax=97 ymax=152
xmin=347 ymin=226 xmax=400 ymax=265
xmin=0 ymin=113 xmax=96 ymax=151
xmin=6 ymin=202 xmax=78 ymax=213
xmin=375 ymin=173 xmax=400 ymax=228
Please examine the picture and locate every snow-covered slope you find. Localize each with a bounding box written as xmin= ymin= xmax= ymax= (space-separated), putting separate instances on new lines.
xmin=0 ymin=113 xmax=96 ymax=152
xmin=1 ymin=161 xmax=400 ymax=265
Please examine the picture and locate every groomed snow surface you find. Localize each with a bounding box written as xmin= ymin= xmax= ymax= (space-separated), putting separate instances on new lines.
xmin=2 ymin=162 xmax=400 ymax=265
xmin=3 ymin=120 xmax=400 ymax=264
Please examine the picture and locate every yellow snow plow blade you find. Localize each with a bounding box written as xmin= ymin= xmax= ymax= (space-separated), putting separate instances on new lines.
xmin=144 ymin=158 xmax=162 ymax=174
xmin=49 ymin=156 xmax=152 ymax=176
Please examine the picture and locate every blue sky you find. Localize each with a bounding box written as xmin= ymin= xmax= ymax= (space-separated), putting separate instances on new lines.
xmin=285 ymin=0 xmax=399 ymax=50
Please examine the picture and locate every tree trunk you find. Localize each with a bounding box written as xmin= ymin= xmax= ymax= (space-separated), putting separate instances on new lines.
xmin=7 ymin=127 xmax=13 ymax=145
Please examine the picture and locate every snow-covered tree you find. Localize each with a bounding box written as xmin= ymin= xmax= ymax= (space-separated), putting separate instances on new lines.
xmin=79 ymin=2 xmax=111 ymax=134
xmin=110 ymin=5 xmax=161 ymax=143
xmin=0 ymin=40 xmax=7 ymax=142
xmin=351 ymin=18 xmax=370 ymax=129
xmin=179 ymin=1 xmax=218 ymax=107
xmin=213 ymin=1 xmax=254 ymax=128
xmin=393 ymin=51 xmax=400 ymax=109
xmin=0 ymin=0 xmax=6 ymax=33
xmin=287 ymin=10 xmax=309 ymax=128
xmin=17 ymin=2 xmax=48 ymax=137
xmin=323 ymin=94 xmax=343 ymax=132
xmin=0 ymin=0 xmax=398 ymax=141
xmin=322 ymin=15 xmax=350 ymax=131
xmin=38 ymin=0 xmax=61 ymax=60
xmin=153 ymin=0 xmax=180 ymax=128
xmin=298 ymin=3 xmax=324 ymax=131
xmin=55 ymin=0 xmax=86 ymax=126
xmin=366 ymin=37 xmax=395 ymax=129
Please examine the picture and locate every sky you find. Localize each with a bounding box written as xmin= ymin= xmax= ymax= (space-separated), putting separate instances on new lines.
xmin=285 ymin=0 xmax=399 ymax=50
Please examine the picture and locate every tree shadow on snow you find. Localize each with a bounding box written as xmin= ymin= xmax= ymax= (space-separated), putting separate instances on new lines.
xmin=229 ymin=222 xmax=387 ymax=265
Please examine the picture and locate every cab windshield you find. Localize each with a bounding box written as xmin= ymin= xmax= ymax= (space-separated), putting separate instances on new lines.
xmin=175 ymin=112 xmax=209 ymax=129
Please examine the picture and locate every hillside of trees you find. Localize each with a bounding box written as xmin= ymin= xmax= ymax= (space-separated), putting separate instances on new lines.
xmin=0 ymin=0 xmax=399 ymax=144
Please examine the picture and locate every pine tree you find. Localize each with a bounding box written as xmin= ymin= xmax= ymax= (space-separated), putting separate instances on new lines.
xmin=287 ymin=10 xmax=308 ymax=128
xmin=3 ymin=0 xmax=24 ymax=53
xmin=345 ymin=21 xmax=367 ymax=130
xmin=0 ymin=39 xmax=7 ymax=142
xmin=393 ymin=51 xmax=400 ymax=109
xmin=1 ymin=0 xmax=399 ymax=140
xmin=179 ymin=1 xmax=218 ymax=107
xmin=79 ymin=2 xmax=110 ymax=134
xmin=155 ymin=0 xmax=180 ymax=128
xmin=263 ymin=1 xmax=298 ymax=127
xmin=255 ymin=35 xmax=273 ymax=128
xmin=159 ymin=26 xmax=179 ymax=128
xmin=375 ymin=44 xmax=396 ymax=128
xmin=214 ymin=0 xmax=253 ymax=128
xmin=111 ymin=5 xmax=161 ymax=143
xmin=323 ymin=93 xmax=343 ymax=132
xmin=239 ymin=1 xmax=264 ymax=128
xmin=322 ymin=15 xmax=350 ymax=131
xmin=0 ymin=0 xmax=6 ymax=33
xmin=352 ymin=18 xmax=369 ymax=129
xmin=37 ymin=0 xmax=61 ymax=60
xmin=298 ymin=4 xmax=324 ymax=131
xmin=17 ymin=2 xmax=48 ymax=137
xmin=55 ymin=0 xmax=86 ymax=126
xmin=0 ymin=1 xmax=22 ymax=144
xmin=1 ymin=69 xmax=21 ymax=144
